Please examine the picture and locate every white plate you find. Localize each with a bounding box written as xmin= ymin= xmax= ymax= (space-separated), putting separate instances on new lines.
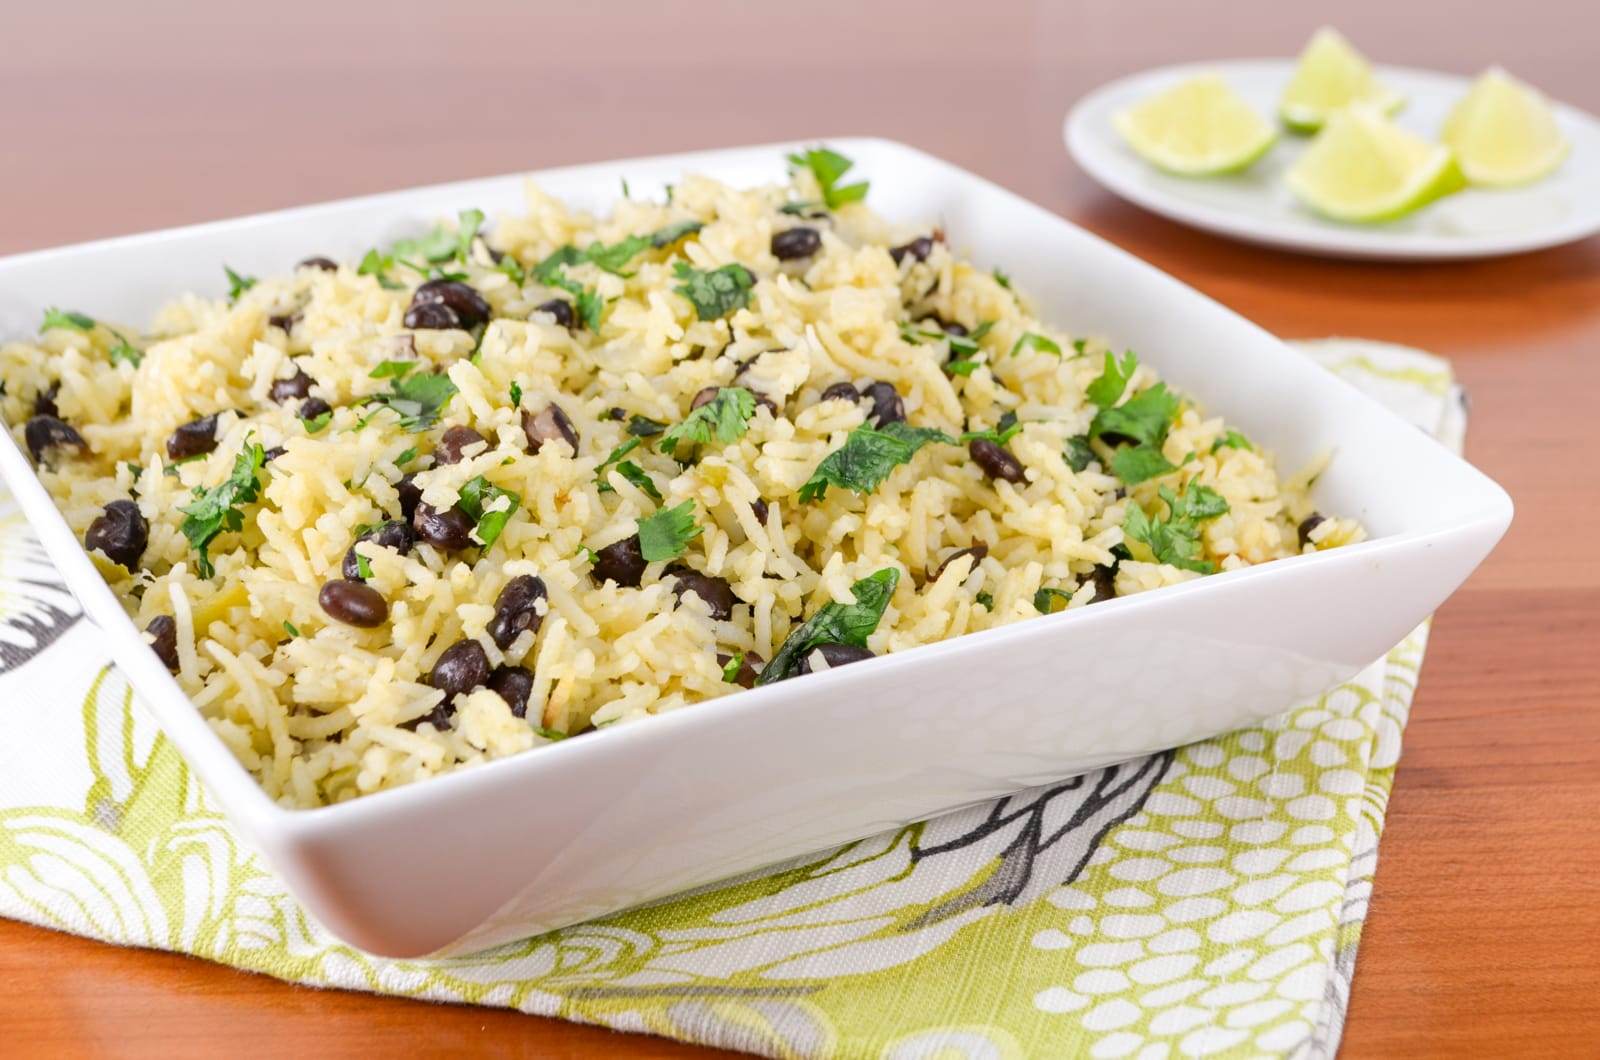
xmin=1065 ymin=59 xmax=1600 ymax=260
xmin=0 ymin=138 xmax=1512 ymax=956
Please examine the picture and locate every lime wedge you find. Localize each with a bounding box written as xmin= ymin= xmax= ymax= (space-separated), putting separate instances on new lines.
xmin=1286 ymin=106 xmax=1465 ymax=223
xmin=1279 ymin=27 xmax=1404 ymax=133
xmin=1113 ymin=74 xmax=1277 ymax=176
xmin=1443 ymin=67 xmax=1570 ymax=186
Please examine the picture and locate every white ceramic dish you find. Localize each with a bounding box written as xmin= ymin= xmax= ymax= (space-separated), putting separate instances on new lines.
xmin=1065 ymin=59 xmax=1600 ymax=260
xmin=0 ymin=138 xmax=1512 ymax=957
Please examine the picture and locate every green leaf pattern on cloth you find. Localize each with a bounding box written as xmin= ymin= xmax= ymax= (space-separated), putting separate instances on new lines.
xmin=0 ymin=341 xmax=1462 ymax=1059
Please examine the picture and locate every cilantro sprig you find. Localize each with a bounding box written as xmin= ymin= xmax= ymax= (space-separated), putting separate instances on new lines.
xmin=637 ymin=500 xmax=703 ymax=562
xmin=757 ymin=568 xmax=898 ymax=685
xmin=1082 ymin=350 xmax=1185 ymax=486
xmin=1009 ymin=332 xmax=1062 ymax=357
xmin=673 ymin=262 xmax=755 ymax=321
xmin=1123 ymin=483 xmax=1229 ymax=574
xmin=39 ymin=309 xmax=143 ymax=366
xmin=594 ymin=437 xmax=663 ymax=501
xmin=180 ymin=441 xmax=267 ymax=578
xmin=799 ymin=422 xmax=953 ymax=503
xmin=224 ymin=266 xmax=258 ymax=303
xmin=659 ymin=387 xmax=758 ymax=459
xmin=959 ymin=411 xmax=1022 ymax=447
xmin=41 ymin=308 xmax=94 ymax=332
xmin=786 ymin=146 xmax=870 ymax=209
xmin=361 ymin=361 xmax=457 ymax=432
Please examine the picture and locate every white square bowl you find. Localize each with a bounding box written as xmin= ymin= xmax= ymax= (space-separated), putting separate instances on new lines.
xmin=0 ymin=138 xmax=1511 ymax=957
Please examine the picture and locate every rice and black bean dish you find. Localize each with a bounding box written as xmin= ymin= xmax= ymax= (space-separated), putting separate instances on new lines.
xmin=1 ymin=146 xmax=1362 ymax=808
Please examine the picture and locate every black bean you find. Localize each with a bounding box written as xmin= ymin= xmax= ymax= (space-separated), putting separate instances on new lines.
xmin=145 ymin=615 xmax=179 ymax=672
xmin=606 ymin=406 xmax=626 ymax=421
xmin=667 ymin=567 xmax=736 ymax=621
xmin=32 ymin=383 xmax=60 ymax=419
xmin=395 ymin=473 xmax=422 ymax=521
xmin=269 ymin=370 xmax=314 ymax=404
xmin=263 ymin=446 xmax=287 ymax=463
xmin=403 ymin=300 xmax=461 ymax=330
xmin=937 ymin=318 xmax=968 ymax=338
xmin=797 ymin=642 xmax=874 ymax=674
xmin=932 ymin=543 xmax=988 ymax=580
xmin=429 ymin=639 xmax=491 ymax=699
xmin=487 ymin=665 xmax=535 ymax=718
xmin=750 ymin=498 xmax=770 ymax=525
xmin=342 ymin=520 xmax=415 ymax=581
xmin=411 ymin=279 xmax=491 ymax=330
xmin=166 ymin=414 xmax=219 ymax=461
xmin=405 ymin=701 xmax=456 ymax=732
xmin=521 ymin=403 xmax=579 ymax=454
xmin=862 ymin=381 xmax=905 ymax=427
xmin=717 ymin=650 xmax=765 ymax=689
xmin=889 ymin=236 xmax=935 ymax=265
xmin=434 ymin=424 xmax=487 ymax=466
xmin=1298 ymin=513 xmax=1327 ymax=549
xmin=298 ymin=397 xmax=332 ymax=423
xmin=298 ymin=256 xmax=338 ymax=272
xmin=488 ymin=574 xmax=547 ymax=650
xmin=24 ymin=415 xmax=87 ymax=464
xmin=318 ymin=579 xmax=389 ymax=628
xmin=771 ymin=226 xmax=822 ymax=260
xmin=267 ymin=312 xmax=299 ymax=333
xmin=1087 ymin=564 xmax=1117 ymax=605
xmin=591 ymin=534 xmax=646 ymax=588
xmin=412 ymin=502 xmax=475 ymax=551
xmin=970 ymin=439 xmax=1025 ymax=484
xmin=534 ymin=298 xmax=575 ymax=329
xmin=820 ymin=381 xmax=860 ymax=405
xmin=85 ymin=499 xmax=148 ymax=571
xmin=690 ymin=386 xmax=720 ymax=411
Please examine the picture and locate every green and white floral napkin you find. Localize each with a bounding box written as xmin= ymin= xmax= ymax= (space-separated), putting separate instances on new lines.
xmin=0 ymin=340 xmax=1462 ymax=1060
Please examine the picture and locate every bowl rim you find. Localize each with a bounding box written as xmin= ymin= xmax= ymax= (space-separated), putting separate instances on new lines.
xmin=0 ymin=135 xmax=1514 ymax=840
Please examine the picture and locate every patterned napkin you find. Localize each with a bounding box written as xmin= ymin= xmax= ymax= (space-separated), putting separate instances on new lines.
xmin=0 ymin=340 xmax=1462 ymax=1059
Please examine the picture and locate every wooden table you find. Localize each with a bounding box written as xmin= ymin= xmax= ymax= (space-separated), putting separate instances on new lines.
xmin=2 ymin=2 xmax=1596 ymax=1055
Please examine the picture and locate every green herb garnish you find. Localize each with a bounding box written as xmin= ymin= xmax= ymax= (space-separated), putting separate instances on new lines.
xmin=302 ymin=409 xmax=333 ymax=434
xmin=786 ymin=146 xmax=870 ymax=209
xmin=1086 ymin=350 xmax=1139 ymax=409
xmin=959 ymin=411 xmax=1022 ymax=447
xmin=1010 ymin=332 xmax=1062 ymax=357
xmin=1033 ymin=587 xmax=1072 ymax=614
xmin=224 ymin=266 xmax=258 ymax=303
xmin=1064 ymin=434 xmax=1096 ymax=473
xmin=626 ymin=414 xmax=667 ymax=437
xmin=651 ymin=219 xmax=704 ymax=248
xmin=1109 ymin=444 xmax=1182 ymax=486
xmin=757 ymin=567 xmax=898 ymax=685
xmin=672 ymin=262 xmax=755 ymax=321
xmin=41 ymin=308 xmax=95 ymax=332
xmin=456 ymin=476 xmax=521 ymax=548
xmin=1212 ymin=429 xmax=1252 ymax=453
xmin=614 ymin=461 xmax=662 ymax=502
xmin=358 ymin=249 xmax=405 ymax=290
xmin=637 ymin=500 xmax=703 ymax=562
xmin=1123 ymin=483 xmax=1229 ymax=574
xmin=798 ymin=421 xmax=953 ymax=503
xmin=595 ymin=437 xmax=642 ymax=491
xmin=659 ymin=387 xmax=758 ymax=458
xmin=364 ymin=368 xmax=457 ymax=432
xmin=993 ymin=268 xmax=1012 ymax=289
xmin=509 ymin=381 xmax=523 ymax=407
xmin=721 ymin=652 xmax=746 ymax=683
xmin=1092 ymin=382 xmax=1179 ymax=447
xmin=180 ymin=441 xmax=267 ymax=578
xmin=283 ymin=620 xmax=301 ymax=638
xmin=975 ymin=591 xmax=995 ymax=609
xmin=108 ymin=337 xmax=143 ymax=367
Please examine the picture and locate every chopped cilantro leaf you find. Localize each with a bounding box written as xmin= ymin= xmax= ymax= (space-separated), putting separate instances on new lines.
xmin=582 ymin=234 xmax=650 ymax=276
xmin=721 ymin=652 xmax=745 ymax=683
xmin=1034 ymin=587 xmax=1072 ymax=614
xmin=456 ymin=476 xmax=521 ymax=548
xmin=109 ymin=337 xmax=143 ymax=367
xmin=1212 ymin=429 xmax=1252 ymax=453
xmin=993 ymin=268 xmax=1012 ymax=289
xmin=786 ymin=146 xmax=870 ymax=209
xmin=650 ymin=219 xmax=703 ymax=248
xmin=672 ymin=262 xmax=755 ymax=320
xmin=798 ymin=421 xmax=953 ymax=503
xmin=455 ymin=208 xmax=485 ymax=262
xmin=369 ymin=360 xmax=418 ymax=380
xmin=779 ymin=201 xmax=822 ymax=216
xmin=393 ymin=447 xmax=418 ymax=467
xmin=302 ymin=409 xmax=333 ymax=434
xmin=626 ymin=414 xmax=667 ymax=437
xmin=1092 ymin=382 xmax=1179 ymax=447
xmin=496 ymin=255 xmax=526 ymax=285
xmin=283 ymin=620 xmax=301 ymax=638
xmin=355 ymin=553 xmax=373 ymax=580
xmin=595 ymin=437 xmax=643 ymax=492
xmin=576 ymin=289 xmax=605 ymax=331
xmin=41 ymin=308 xmax=95 ymax=332
xmin=960 ymin=411 xmax=1022 ymax=447
xmin=944 ymin=357 xmax=982 ymax=377
xmin=533 ymin=245 xmax=582 ymax=289
xmin=615 ymin=461 xmax=662 ymax=502
xmin=637 ymin=500 xmax=702 ymax=562
xmin=1010 ymin=332 xmax=1062 ymax=357
xmin=975 ymin=591 xmax=995 ymax=609
xmin=509 ymin=381 xmax=523 ymax=407
xmin=659 ymin=387 xmax=758 ymax=458
xmin=1109 ymin=444 xmax=1180 ymax=485
xmin=1064 ymin=434 xmax=1096 ymax=473
xmin=358 ymin=249 xmax=404 ymax=290
xmin=535 ymin=725 xmax=568 ymax=741
xmin=224 ymin=266 xmax=258 ymax=303
xmin=1087 ymin=350 xmax=1139 ymax=409
xmin=1123 ymin=483 xmax=1229 ymax=574
xmin=365 ymin=370 xmax=457 ymax=432
xmin=180 ymin=441 xmax=267 ymax=578
xmin=757 ymin=567 xmax=898 ymax=685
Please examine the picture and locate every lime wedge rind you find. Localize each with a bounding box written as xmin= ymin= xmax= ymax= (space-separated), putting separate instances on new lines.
xmin=1443 ymin=67 xmax=1571 ymax=187
xmin=1286 ymin=107 xmax=1467 ymax=224
xmin=1279 ymin=27 xmax=1405 ymax=134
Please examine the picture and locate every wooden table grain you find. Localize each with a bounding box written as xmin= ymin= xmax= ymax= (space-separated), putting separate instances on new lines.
xmin=2 ymin=2 xmax=1596 ymax=1056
